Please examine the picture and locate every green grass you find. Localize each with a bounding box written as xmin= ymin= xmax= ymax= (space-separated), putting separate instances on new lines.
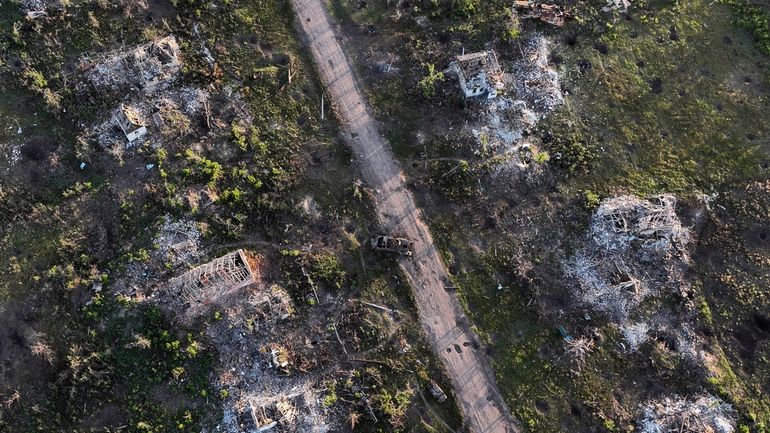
xmin=546 ymin=0 xmax=769 ymax=195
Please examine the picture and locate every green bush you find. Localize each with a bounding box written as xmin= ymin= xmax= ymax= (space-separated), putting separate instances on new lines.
xmin=452 ymin=0 xmax=478 ymax=18
xmin=23 ymin=68 xmax=48 ymax=90
xmin=418 ymin=63 xmax=444 ymax=99
xmin=311 ymin=253 xmax=346 ymax=290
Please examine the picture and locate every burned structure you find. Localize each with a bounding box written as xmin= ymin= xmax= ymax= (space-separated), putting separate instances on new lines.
xmin=89 ymin=86 xmax=213 ymax=148
xmin=114 ymin=104 xmax=148 ymax=144
xmin=448 ymin=50 xmax=505 ymax=99
xmin=235 ymin=392 xmax=327 ymax=433
xmin=79 ymin=35 xmax=182 ymax=95
xmin=639 ymin=394 xmax=736 ymax=433
xmin=21 ymin=0 xmax=61 ymax=18
xmin=565 ymin=195 xmax=692 ymax=349
xmin=514 ymin=1 xmax=571 ymax=27
xmin=169 ymin=249 xmax=258 ymax=305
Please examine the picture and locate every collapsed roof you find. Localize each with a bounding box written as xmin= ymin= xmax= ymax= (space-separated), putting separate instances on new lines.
xmin=565 ymin=195 xmax=692 ymax=348
xmin=79 ymin=35 xmax=182 ymax=95
xmin=169 ymin=249 xmax=258 ymax=306
xmin=639 ymin=394 xmax=736 ymax=433
xmin=449 ymin=50 xmax=505 ymax=99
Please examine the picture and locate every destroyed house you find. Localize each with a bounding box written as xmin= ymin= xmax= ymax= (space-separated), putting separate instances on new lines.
xmin=80 ymin=35 xmax=182 ymax=94
xmin=515 ymin=1 xmax=571 ymax=27
xmin=240 ymin=394 xmax=315 ymax=433
xmin=169 ymin=249 xmax=258 ymax=304
xmin=449 ymin=50 xmax=504 ymax=99
xmin=114 ymin=104 xmax=147 ymax=144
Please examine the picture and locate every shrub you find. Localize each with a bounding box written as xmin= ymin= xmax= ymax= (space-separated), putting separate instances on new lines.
xmin=418 ymin=63 xmax=444 ymax=99
xmin=452 ymin=0 xmax=478 ymax=18
xmin=23 ymin=68 xmax=48 ymax=90
xmin=375 ymin=388 xmax=414 ymax=427
xmin=311 ymin=253 xmax=346 ymax=290
xmin=724 ymin=0 xmax=770 ymax=54
xmin=231 ymin=122 xmax=248 ymax=151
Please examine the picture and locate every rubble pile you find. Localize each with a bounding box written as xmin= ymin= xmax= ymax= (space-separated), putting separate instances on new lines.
xmin=565 ymin=195 xmax=692 ymax=349
xmin=464 ymin=35 xmax=562 ymax=177
xmin=511 ymin=35 xmax=564 ymax=117
xmin=227 ymin=391 xmax=329 ymax=433
xmin=153 ymin=215 xmax=202 ymax=269
xmin=604 ymin=0 xmax=631 ymax=12
xmin=590 ymin=195 xmax=690 ymax=257
xmin=79 ymin=36 xmax=182 ymax=95
xmin=20 ymin=0 xmax=61 ymax=17
xmin=639 ymin=394 xmax=736 ymax=433
xmin=75 ymin=36 xmax=256 ymax=152
xmin=90 ymin=86 xmax=210 ymax=148
xmin=151 ymin=249 xmax=335 ymax=431
xmin=200 ymin=284 xmax=334 ymax=433
xmin=515 ymin=1 xmax=572 ymax=27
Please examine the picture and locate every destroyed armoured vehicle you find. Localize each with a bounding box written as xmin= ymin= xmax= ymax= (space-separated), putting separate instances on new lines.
xmin=371 ymin=235 xmax=414 ymax=257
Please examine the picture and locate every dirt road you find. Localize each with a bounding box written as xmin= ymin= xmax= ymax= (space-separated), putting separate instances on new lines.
xmin=290 ymin=1 xmax=517 ymax=432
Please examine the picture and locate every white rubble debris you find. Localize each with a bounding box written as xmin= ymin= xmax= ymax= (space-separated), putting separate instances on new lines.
xmin=153 ymin=215 xmax=202 ymax=268
xmin=604 ymin=0 xmax=631 ymax=12
xmin=639 ymin=394 xmax=736 ymax=433
xmin=462 ymin=35 xmax=563 ymax=177
xmin=590 ymin=194 xmax=690 ymax=256
xmin=80 ymin=36 xmax=182 ymax=95
xmin=565 ymin=194 xmax=692 ymax=348
xmin=89 ymin=86 xmax=210 ymax=148
xmin=620 ymin=322 xmax=650 ymax=351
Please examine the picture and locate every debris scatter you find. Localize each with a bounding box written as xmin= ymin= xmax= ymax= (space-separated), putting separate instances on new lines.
xmin=639 ymin=394 xmax=736 ymax=433
xmin=565 ymin=195 xmax=691 ymax=348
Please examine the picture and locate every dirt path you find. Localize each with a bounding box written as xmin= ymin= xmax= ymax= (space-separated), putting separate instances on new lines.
xmin=289 ymin=1 xmax=517 ymax=432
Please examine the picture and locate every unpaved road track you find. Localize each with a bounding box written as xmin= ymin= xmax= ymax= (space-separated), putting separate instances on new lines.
xmin=290 ymin=1 xmax=517 ymax=432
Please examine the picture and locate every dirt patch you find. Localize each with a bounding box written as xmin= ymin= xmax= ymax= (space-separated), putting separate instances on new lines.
xmin=753 ymin=313 xmax=770 ymax=335
xmin=0 ymin=303 xmax=52 ymax=401
xmin=744 ymin=224 xmax=770 ymax=249
xmin=147 ymin=0 xmax=177 ymax=20
xmin=79 ymin=404 xmax=128 ymax=430
xmin=20 ymin=136 xmax=58 ymax=162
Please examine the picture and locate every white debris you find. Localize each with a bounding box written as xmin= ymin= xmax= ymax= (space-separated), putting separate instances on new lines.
xmin=565 ymin=194 xmax=692 ymax=348
xmin=80 ymin=36 xmax=182 ymax=95
xmin=89 ymin=86 xmax=210 ymax=149
xmin=153 ymin=215 xmax=202 ymax=268
xmin=604 ymin=0 xmax=631 ymax=12
xmin=590 ymin=195 xmax=690 ymax=256
xmin=464 ymin=35 xmax=562 ymax=178
xmin=511 ymin=35 xmax=564 ymax=115
xmin=639 ymin=394 xmax=736 ymax=433
xmin=620 ymin=322 xmax=650 ymax=351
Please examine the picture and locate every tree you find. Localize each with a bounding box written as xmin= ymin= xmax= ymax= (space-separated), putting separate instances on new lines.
xmin=418 ymin=63 xmax=444 ymax=98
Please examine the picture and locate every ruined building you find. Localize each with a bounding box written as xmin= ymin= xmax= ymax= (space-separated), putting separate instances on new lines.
xmin=448 ymin=50 xmax=505 ymax=99
xmin=78 ymin=35 xmax=182 ymax=95
xmin=114 ymin=104 xmax=147 ymax=144
xmin=639 ymin=394 xmax=736 ymax=433
xmin=514 ymin=1 xmax=571 ymax=27
xmin=237 ymin=392 xmax=327 ymax=433
xmin=169 ymin=249 xmax=259 ymax=305
xmin=565 ymin=194 xmax=692 ymax=350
